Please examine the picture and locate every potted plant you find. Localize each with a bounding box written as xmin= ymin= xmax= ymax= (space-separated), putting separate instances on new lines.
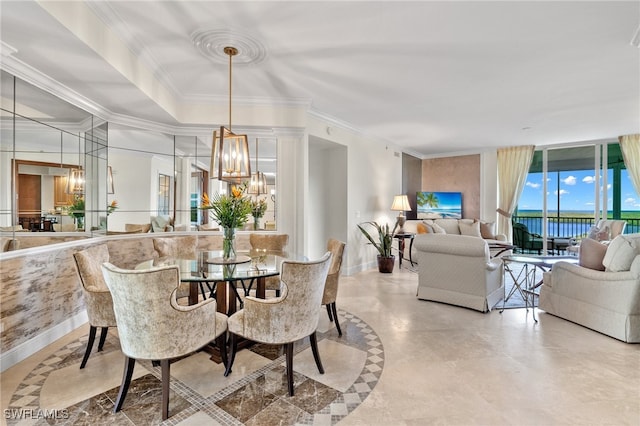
xmin=357 ymin=221 xmax=398 ymax=273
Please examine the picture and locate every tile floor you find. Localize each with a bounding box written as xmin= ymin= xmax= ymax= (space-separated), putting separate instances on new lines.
xmin=2 ymin=268 xmax=639 ymax=425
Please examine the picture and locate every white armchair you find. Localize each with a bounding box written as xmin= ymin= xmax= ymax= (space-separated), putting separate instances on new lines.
xmin=540 ymin=233 xmax=640 ymax=343
xmin=415 ymin=234 xmax=504 ymax=312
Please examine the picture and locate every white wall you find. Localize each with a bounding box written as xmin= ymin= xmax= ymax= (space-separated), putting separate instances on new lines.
xmin=308 ymin=137 xmax=348 ymax=260
xmin=306 ymin=115 xmax=403 ymax=275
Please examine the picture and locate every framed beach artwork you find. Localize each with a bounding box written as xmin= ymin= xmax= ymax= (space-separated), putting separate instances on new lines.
xmin=416 ymin=191 xmax=462 ymax=219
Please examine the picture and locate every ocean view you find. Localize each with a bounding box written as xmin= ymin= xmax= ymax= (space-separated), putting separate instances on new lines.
xmin=515 ymin=210 xmax=640 ymax=237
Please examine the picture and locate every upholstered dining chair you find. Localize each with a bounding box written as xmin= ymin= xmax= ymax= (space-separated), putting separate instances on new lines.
xmin=224 ymin=252 xmax=332 ymax=396
xmin=248 ymin=233 xmax=290 ymax=296
xmin=322 ymin=238 xmax=346 ymax=336
xmin=101 ymin=262 xmax=228 ymax=421
xmin=152 ymin=236 xmax=211 ymax=301
xmin=73 ymin=244 xmax=115 ymax=369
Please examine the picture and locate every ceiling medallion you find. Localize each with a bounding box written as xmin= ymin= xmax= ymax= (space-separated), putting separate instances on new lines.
xmin=191 ymin=29 xmax=267 ymax=65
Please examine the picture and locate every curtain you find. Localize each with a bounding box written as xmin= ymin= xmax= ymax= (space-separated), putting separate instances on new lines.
xmin=496 ymin=145 xmax=535 ymax=242
xmin=619 ymin=134 xmax=640 ymax=194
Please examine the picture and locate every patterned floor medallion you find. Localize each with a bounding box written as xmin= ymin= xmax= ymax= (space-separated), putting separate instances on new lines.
xmin=6 ymin=310 xmax=383 ymax=425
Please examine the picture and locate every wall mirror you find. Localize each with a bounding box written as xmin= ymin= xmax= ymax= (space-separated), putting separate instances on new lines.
xmin=1 ymin=70 xmax=278 ymax=252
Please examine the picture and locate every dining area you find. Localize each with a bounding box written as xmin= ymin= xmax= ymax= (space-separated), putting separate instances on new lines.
xmin=66 ymin=232 xmax=349 ymax=422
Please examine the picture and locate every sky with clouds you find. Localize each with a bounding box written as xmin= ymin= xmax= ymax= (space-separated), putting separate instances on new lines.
xmin=519 ymin=169 xmax=640 ymax=212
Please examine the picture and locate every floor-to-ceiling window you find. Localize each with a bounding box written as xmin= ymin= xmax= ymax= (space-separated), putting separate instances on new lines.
xmin=516 ymin=142 xmax=639 ymax=245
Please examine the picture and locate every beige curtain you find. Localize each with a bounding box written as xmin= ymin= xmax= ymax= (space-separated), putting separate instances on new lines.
xmin=619 ymin=134 xmax=640 ymax=195
xmin=496 ymin=145 xmax=535 ymax=241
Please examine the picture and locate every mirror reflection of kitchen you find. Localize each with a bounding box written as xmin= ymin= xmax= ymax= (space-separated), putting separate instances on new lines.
xmin=15 ymin=160 xmax=79 ymax=231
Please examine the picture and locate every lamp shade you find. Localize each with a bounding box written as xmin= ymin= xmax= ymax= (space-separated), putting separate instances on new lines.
xmin=391 ymin=195 xmax=411 ymax=212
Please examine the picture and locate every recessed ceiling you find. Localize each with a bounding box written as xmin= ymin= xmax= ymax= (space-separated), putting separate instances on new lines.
xmin=1 ymin=1 xmax=638 ymax=157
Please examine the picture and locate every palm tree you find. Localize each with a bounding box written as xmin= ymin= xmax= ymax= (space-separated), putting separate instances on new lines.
xmin=417 ymin=192 xmax=439 ymax=208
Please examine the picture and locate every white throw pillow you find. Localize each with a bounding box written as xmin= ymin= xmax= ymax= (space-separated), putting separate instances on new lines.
xmin=431 ymin=222 xmax=446 ymax=234
xmin=602 ymin=235 xmax=638 ymax=272
xmin=459 ymin=221 xmax=482 ymax=238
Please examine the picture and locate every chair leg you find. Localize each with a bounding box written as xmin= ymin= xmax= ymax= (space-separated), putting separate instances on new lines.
xmin=217 ymin=333 xmax=228 ymax=369
xmin=326 ymin=304 xmax=333 ymax=322
xmin=309 ymin=331 xmax=324 ymax=374
xmin=80 ymin=326 xmax=97 ymax=369
xmin=285 ymin=342 xmax=295 ymax=396
xmin=331 ymin=303 xmax=342 ymax=337
xmin=97 ymin=327 xmax=109 ymax=351
xmin=161 ymin=359 xmax=170 ymax=421
xmin=113 ymin=357 xmax=136 ymax=413
xmin=224 ymin=333 xmax=237 ymax=377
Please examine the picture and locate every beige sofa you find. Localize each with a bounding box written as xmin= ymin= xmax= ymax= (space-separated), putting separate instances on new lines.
xmin=539 ymin=233 xmax=640 ymax=343
xmin=414 ymin=234 xmax=504 ymax=312
xmin=403 ymin=218 xmax=510 ymax=261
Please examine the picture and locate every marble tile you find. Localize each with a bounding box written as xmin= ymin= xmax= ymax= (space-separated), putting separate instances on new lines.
xmin=291 ymin=339 xmax=367 ymax=392
xmin=3 ymin=266 xmax=639 ymax=426
xmin=103 ymin=374 xmax=191 ymax=424
xmin=40 ymin=350 xmax=149 ymax=410
xmin=175 ymin=410 xmax=224 ymax=426
xmin=170 ymin=350 xmax=271 ymax=398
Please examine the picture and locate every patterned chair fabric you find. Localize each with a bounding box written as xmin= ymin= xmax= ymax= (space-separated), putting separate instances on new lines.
xmin=101 ymin=262 xmax=228 ymax=420
xmin=224 ymin=252 xmax=332 ymax=396
xmin=249 ymin=233 xmax=290 ymax=294
xmin=73 ymin=244 xmax=115 ymax=369
xmin=153 ymin=236 xmax=199 ymax=300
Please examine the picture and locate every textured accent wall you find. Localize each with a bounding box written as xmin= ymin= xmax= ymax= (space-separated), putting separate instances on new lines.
xmin=0 ymin=232 xmax=252 ymax=363
xmin=422 ymin=154 xmax=481 ymax=219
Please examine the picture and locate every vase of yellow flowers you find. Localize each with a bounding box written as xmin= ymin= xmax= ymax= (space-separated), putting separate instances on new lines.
xmin=201 ymin=183 xmax=252 ymax=260
xmin=251 ymin=198 xmax=268 ymax=230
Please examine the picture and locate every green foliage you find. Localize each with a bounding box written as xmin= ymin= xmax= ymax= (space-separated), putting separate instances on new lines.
xmin=251 ymin=198 xmax=268 ymax=219
xmin=201 ymin=183 xmax=252 ymax=229
xmin=357 ymin=221 xmax=398 ymax=257
xmin=417 ymin=192 xmax=439 ymax=208
xmin=65 ymin=195 xmax=85 ymax=218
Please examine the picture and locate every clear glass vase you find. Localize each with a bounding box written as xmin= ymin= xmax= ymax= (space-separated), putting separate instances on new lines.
xmin=253 ymin=216 xmax=260 ymax=230
xmin=76 ymin=215 xmax=85 ymax=231
xmin=222 ymin=227 xmax=237 ymax=260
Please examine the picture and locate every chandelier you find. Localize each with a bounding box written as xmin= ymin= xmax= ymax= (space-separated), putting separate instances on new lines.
xmin=65 ymin=134 xmax=84 ymax=194
xmin=248 ymin=138 xmax=267 ymax=195
xmin=210 ymin=46 xmax=251 ymax=183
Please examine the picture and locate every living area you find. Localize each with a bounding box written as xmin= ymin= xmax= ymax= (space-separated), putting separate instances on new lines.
xmin=1 ymin=1 xmax=639 ymax=424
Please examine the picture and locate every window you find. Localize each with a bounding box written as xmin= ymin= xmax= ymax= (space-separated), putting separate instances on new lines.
xmin=157 ymin=174 xmax=171 ymax=215
xmin=517 ymin=143 xmax=640 ymax=239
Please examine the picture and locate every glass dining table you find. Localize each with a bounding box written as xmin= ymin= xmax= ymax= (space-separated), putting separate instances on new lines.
xmin=136 ymin=250 xmax=306 ymax=363
xmin=137 ymin=249 xmax=305 ymax=315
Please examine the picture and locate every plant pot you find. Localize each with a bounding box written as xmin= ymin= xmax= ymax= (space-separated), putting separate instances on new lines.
xmin=377 ymin=255 xmax=395 ymax=273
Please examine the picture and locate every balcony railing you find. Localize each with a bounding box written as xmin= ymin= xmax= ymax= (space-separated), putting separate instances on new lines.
xmin=513 ymin=215 xmax=640 ymax=239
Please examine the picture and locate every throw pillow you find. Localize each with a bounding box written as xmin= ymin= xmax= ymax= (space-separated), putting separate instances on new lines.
xmin=578 ymin=238 xmax=607 ymax=271
xmin=417 ymin=222 xmax=434 ymax=234
xmin=125 ymin=223 xmax=151 ymax=233
xmin=431 ymin=222 xmax=446 ymax=234
xmin=588 ymin=224 xmax=610 ymax=241
xmin=459 ymin=221 xmax=482 ymax=238
xmin=478 ymin=221 xmax=496 ymax=239
xmin=602 ymin=235 xmax=638 ymax=272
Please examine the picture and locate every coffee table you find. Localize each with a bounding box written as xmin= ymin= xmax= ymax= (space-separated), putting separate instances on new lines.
xmin=500 ymin=255 xmax=579 ymax=322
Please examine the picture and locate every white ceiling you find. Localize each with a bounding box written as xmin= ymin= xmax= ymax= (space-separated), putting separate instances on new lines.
xmin=1 ymin=1 xmax=638 ymax=157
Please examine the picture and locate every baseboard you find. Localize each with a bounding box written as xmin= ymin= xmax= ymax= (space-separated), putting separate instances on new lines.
xmin=1 ymin=310 xmax=88 ymax=372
